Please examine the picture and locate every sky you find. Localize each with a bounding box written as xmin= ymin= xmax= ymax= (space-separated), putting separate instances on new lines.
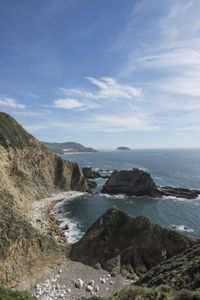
xmin=0 ymin=0 xmax=200 ymax=149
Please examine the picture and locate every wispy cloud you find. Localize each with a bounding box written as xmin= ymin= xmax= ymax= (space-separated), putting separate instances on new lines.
xmin=119 ymin=0 xmax=200 ymax=99
xmin=0 ymin=97 xmax=26 ymax=109
xmin=52 ymin=76 xmax=142 ymax=112
xmin=53 ymin=98 xmax=99 ymax=110
xmin=90 ymin=113 xmax=158 ymax=133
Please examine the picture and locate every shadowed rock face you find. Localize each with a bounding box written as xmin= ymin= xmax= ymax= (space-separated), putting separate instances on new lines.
xmin=70 ymin=207 xmax=194 ymax=277
xmin=82 ymin=167 xmax=101 ymax=179
xmin=102 ymin=169 xmax=200 ymax=199
xmin=102 ymin=169 xmax=158 ymax=196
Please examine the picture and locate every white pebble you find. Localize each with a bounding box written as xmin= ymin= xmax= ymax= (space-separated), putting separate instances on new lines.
xmin=95 ymin=285 xmax=99 ymax=292
xmin=88 ymin=280 xmax=95 ymax=287
xmin=110 ymin=281 xmax=114 ymax=285
xmin=35 ymin=283 xmax=39 ymax=288
xmin=67 ymin=288 xmax=71 ymax=294
xmin=100 ymin=277 xmax=106 ymax=284
xmin=86 ymin=285 xmax=93 ymax=292
xmin=107 ymin=274 xmax=111 ymax=278
xmin=75 ymin=278 xmax=84 ymax=289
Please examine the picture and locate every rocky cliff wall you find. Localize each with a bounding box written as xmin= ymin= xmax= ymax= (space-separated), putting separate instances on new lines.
xmin=0 ymin=112 xmax=89 ymax=287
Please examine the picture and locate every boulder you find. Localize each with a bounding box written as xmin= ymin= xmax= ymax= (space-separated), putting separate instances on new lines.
xmin=74 ymin=279 xmax=84 ymax=289
xmin=70 ymin=207 xmax=194 ymax=277
xmin=82 ymin=167 xmax=101 ymax=179
xmin=102 ymin=169 xmax=158 ymax=196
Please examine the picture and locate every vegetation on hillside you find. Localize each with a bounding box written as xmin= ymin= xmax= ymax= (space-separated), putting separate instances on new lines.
xmin=0 ymin=285 xmax=36 ymax=300
xmin=0 ymin=112 xmax=35 ymax=148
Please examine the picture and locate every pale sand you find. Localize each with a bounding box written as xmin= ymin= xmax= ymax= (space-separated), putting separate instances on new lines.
xmin=26 ymin=191 xmax=85 ymax=235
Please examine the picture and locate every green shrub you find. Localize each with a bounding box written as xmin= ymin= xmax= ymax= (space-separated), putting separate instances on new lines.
xmin=0 ymin=285 xmax=36 ymax=300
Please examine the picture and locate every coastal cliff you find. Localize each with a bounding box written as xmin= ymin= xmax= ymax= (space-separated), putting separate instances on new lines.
xmin=0 ymin=112 xmax=89 ymax=287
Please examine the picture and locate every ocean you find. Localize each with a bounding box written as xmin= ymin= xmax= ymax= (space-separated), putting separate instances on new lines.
xmin=55 ymin=149 xmax=200 ymax=243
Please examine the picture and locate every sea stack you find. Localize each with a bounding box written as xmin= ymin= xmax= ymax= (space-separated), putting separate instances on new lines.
xmin=102 ymin=169 xmax=200 ymax=199
xmin=70 ymin=207 xmax=194 ymax=276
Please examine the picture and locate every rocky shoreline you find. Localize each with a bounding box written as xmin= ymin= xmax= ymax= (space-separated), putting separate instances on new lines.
xmin=25 ymin=192 xmax=133 ymax=299
xmin=26 ymin=191 xmax=85 ymax=243
xmin=102 ymin=169 xmax=200 ymax=199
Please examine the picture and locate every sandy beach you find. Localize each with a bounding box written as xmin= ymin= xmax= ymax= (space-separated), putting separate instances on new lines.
xmin=26 ymin=191 xmax=85 ymax=237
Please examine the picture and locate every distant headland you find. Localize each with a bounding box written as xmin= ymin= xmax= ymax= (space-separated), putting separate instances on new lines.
xmin=42 ymin=141 xmax=98 ymax=154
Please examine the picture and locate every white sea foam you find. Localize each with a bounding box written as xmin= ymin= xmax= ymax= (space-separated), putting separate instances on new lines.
xmin=171 ymin=224 xmax=194 ymax=233
xmin=55 ymin=212 xmax=84 ymax=243
xmin=97 ymin=193 xmax=126 ymax=199
xmin=162 ymin=195 xmax=180 ymax=200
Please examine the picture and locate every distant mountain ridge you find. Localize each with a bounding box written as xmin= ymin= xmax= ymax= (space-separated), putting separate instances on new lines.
xmin=42 ymin=141 xmax=97 ymax=154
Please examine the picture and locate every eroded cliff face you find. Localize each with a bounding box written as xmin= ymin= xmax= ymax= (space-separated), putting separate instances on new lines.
xmin=0 ymin=112 xmax=89 ymax=287
xmin=0 ymin=145 xmax=89 ymax=211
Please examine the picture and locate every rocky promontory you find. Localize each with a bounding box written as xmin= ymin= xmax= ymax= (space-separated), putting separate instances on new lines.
xmin=70 ymin=207 xmax=194 ymax=277
xmin=102 ymin=169 xmax=200 ymax=199
xmin=43 ymin=141 xmax=97 ymax=154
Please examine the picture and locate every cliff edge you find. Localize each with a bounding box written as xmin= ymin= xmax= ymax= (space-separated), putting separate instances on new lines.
xmin=0 ymin=112 xmax=89 ymax=287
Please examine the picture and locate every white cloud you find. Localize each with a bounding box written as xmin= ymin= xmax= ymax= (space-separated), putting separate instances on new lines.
xmin=60 ymin=76 xmax=142 ymax=101
xmin=0 ymin=97 xmax=26 ymax=109
xmin=53 ymin=77 xmax=142 ymax=112
xmin=89 ymin=113 xmax=158 ymax=133
xmin=119 ymin=0 xmax=200 ymax=99
xmin=53 ymin=98 xmax=99 ymax=110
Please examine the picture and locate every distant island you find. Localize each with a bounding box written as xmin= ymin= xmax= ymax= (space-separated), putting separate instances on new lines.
xmin=42 ymin=141 xmax=97 ymax=154
xmin=117 ymin=146 xmax=131 ymax=151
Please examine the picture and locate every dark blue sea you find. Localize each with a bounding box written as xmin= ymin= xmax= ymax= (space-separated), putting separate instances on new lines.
xmin=55 ymin=149 xmax=200 ymax=242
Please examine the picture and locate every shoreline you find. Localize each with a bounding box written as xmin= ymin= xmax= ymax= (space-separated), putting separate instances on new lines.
xmin=26 ymin=191 xmax=132 ymax=299
xmin=26 ymin=191 xmax=86 ymax=244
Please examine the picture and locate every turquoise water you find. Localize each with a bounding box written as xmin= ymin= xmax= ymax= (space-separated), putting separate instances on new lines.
xmin=56 ymin=149 xmax=200 ymax=242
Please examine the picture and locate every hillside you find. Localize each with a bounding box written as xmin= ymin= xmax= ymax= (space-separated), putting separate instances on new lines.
xmin=138 ymin=242 xmax=200 ymax=291
xmin=88 ymin=242 xmax=200 ymax=299
xmin=43 ymin=141 xmax=97 ymax=154
xmin=0 ymin=112 xmax=89 ymax=288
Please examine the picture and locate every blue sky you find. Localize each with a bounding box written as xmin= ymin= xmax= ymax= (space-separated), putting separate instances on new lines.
xmin=0 ymin=0 xmax=200 ymax=149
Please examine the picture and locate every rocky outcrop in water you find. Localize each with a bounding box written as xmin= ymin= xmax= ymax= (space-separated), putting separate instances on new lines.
xmin=102 ymin=169 xmax=200 ymax=199
xmin=70 ymin=207 xmax=194 ymax=277
xmin=82 ymin=167 xmax=101 ymax=179
xmin=0 ymin=112 xmax=89 ymax=287
xmin=102 ymin=169 xmax=158 ymax=196
xmin=117 ymin=147 xmax=130 ymax=151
